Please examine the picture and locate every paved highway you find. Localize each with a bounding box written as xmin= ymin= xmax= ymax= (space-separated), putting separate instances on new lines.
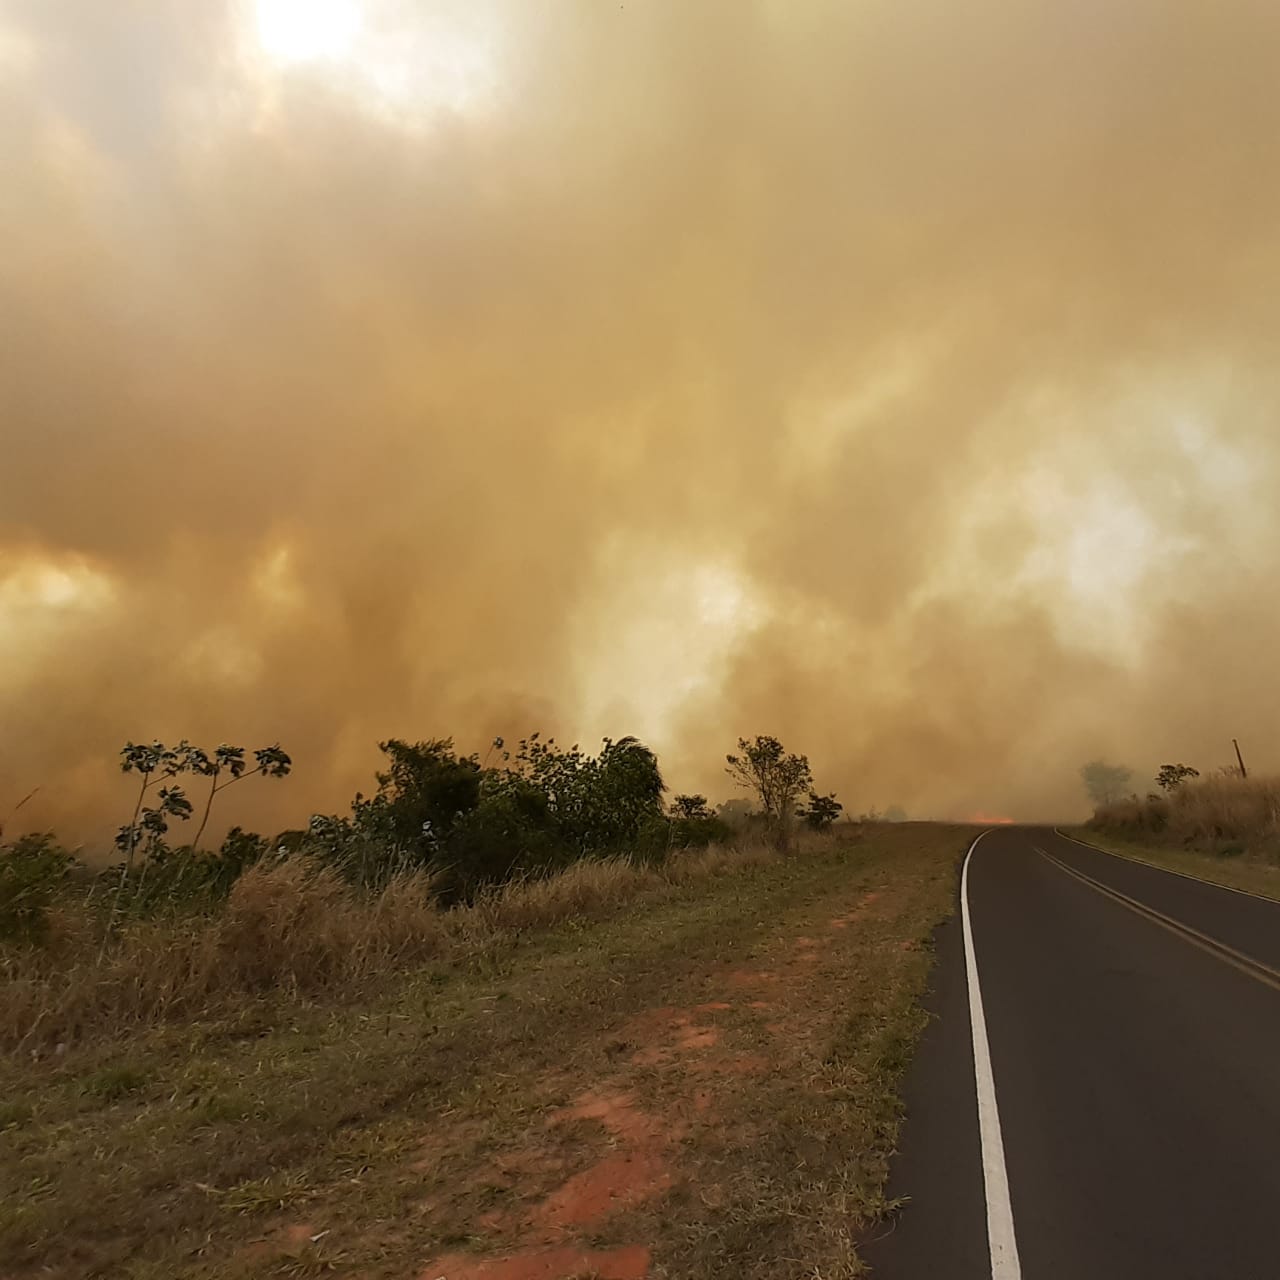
xmin=864 ymin=825 xmax=1280 ymax=1280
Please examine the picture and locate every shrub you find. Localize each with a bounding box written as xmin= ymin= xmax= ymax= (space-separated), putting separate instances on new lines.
xmin=798 ymin=791 xmax=844 ymax=831
xmin=308 ymin=734 xmax=669 ymax=897
xmin=1090 ymin=774 xmax=1280 ymax=857
xmin=350 ymin=738 xmax=484 ymax=869
xmin=0 ymin=835 xmax=75 ymax=946
xmin=435 ymin=779 xmax=564 ymax=902
xmin=500 ymin=734 xmax=666 ymax=854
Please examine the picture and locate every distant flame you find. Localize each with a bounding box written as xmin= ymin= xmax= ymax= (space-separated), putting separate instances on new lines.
xmin=966 ymin=812 xmax=1015 ymax=825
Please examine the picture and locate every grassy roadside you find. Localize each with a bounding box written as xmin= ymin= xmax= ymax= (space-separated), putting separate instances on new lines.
xmin=1065 ymin=828 xmax=1280 ymax=902
xmin=1 ymin=823 xmax=965 ymax=1280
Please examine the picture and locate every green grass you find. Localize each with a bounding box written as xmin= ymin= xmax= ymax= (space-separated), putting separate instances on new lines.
xmin=1067 ymin=828 xmax=1280 ymax=902
xmin=1 ymin=824 xmax=966 ymax=1279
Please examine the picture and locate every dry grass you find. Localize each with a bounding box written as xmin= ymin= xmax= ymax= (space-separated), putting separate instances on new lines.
xmin=1 ymin=839 xmax=788 ymax=1054
xmin=0 ymin=823 xmax=964 ymax=1280
xmin=1086 ymin=773 xmax=1280 ymax=899
xmin=1091 ymin=773 xmax=1280 ymax=855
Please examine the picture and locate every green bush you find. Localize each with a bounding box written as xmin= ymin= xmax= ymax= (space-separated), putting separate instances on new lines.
xmin=0 ymin=834 xmax=74 ymax=945
xmin=99 ymin=828 xmax=273 ymax=921
xmin=798 ymin=791 xmax=844 ymax=831
xmin=436 ymin=779 xmax=564 ymax=902
xmin=308 ymin=733 xmax=669 ymax=900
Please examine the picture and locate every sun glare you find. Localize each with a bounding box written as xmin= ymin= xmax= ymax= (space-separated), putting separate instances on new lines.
xmin=247 ymin=0 xmax=499 ymax=120
xmin=255 ymin=0 xmax=361 ymax=64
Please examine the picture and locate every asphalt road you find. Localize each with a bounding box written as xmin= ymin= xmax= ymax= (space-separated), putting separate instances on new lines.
xmin=864 ymin=825 xmax=1280 ymax=1280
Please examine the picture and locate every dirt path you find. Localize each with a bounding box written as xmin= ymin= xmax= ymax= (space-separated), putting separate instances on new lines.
xmin=419 ymin=879 xmax=896 ymax=1280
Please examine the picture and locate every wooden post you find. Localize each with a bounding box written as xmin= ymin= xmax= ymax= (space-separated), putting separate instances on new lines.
xmin=1233 ymin=738 xmax=1249 ymax=780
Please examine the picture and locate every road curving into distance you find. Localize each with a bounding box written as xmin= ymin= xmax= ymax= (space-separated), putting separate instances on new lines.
xmin=864 ymin=825 xmax=1280 ymax=1280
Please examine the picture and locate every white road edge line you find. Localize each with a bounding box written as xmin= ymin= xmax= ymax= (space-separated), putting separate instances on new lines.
xmin=962 ymin=830 xmax=1023 ymax=1280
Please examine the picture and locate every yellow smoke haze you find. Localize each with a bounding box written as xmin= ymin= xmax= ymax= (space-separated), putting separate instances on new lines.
xmin=3 ymin=0 xmax=1279 ymax=846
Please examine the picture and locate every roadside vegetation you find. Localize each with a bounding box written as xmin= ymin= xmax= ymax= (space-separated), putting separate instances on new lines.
xmin=1 ymin=732 xmax=848 ymax=1052
xmin=1080 ymin=761 xmax=1280 ymax=900
xmin=0 ymin=728 xmax=965 ymax=1280
xmin=0 ymin=824 xmax=964 ymax=1280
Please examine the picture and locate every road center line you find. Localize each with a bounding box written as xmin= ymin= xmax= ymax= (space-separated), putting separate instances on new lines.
xmin=1052 ymin=827 xmax=1280 ymax=905
xmin=961 ymin=831 xmax=1023 ymax=1280
xmin=1036 ymin=847 xmax=1280 ymax=994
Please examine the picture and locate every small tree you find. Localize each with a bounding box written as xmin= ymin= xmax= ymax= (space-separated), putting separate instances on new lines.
xmin=117 ymin=741 xmax=187 ymax=868
xmin=671 ymin=794 xmax=713 ymax=820
xmin=187 ymin=744 xmax=292 ymax=851
xmin=797 ymin=790 xmax=843 ymax=831
xmin=725 ymin=736 xmax=813 ymax=850
xmin=353 ymin=738 xmax=482 ymax=868
xmin=1156 ymin=763 xmax=1200 ymax=793
xmin=1080 ymin=760 xmax=1133 ymax=807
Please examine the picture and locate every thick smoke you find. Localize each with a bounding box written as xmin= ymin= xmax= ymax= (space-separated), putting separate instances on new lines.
xmin=3 ymin=0 xmax=1280 ymax=847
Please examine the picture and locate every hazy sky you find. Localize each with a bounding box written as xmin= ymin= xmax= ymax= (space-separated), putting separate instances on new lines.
xmin=3 ymin=0 xmax=1279 ymax=845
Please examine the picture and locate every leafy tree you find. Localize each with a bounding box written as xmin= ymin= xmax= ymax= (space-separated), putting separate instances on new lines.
xmin=117 ymin=741 xmax=188 ymax=867
xmin=797 ymin=790 xmax=843 ymax=831
xmin=438 ymin=776 xmax=561 ymax=900
xmin=352 ymin=738 xmax=483 ymax=867
xmin=1080 ymin=760 xmax=1133 ymax=807
xmin=665 ymin=794 xmax=730 ymax=850
xmin=187 ymin=744 xmax=292 ymax=850
xmin=116 ymin=739 xmax=291 ymax=860
xmin=1156 ymin=763 xmax=1200 ymax=793
xmin=595 ymin=736 xmax=666 ymax=842
xmin=726 ymin=736 xmax=813 ymax=850
xmin=500 ymin=734 xmax=665 ymax=854
xmin=671 ymin=794 xmax=713 ymax=820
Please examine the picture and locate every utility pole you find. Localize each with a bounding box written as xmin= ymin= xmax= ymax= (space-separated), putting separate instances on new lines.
xmin=1233 ymin=738 xmax=1249 ymax=780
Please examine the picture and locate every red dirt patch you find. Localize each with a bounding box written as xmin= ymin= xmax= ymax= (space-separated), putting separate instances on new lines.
xmin=829 ymin=890 xmax=885 ymax=930
xmin=538 ymin=1150 xmax=672 ymax=1229
xmin=551 ymin=1091 xmax=658 ymax=1145
xmin=623 ymin=1006 xmax=725 ymax=1066
xmin=428 ymin=918 xmax=865 ymax=1280
xmin=676 ymin=1025 xmax=720 ymax=1051
xmin=726 ymin=968 xmax=777 ymax=989
xmin=421 ymin=1243 xmax=651 ymax=1280
xmin=539 ymin=1090 xmax=676 ymax=1229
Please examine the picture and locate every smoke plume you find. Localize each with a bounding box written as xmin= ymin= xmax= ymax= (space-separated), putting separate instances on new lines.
xmin=4 ymin=0 xmax=1280 ymax=846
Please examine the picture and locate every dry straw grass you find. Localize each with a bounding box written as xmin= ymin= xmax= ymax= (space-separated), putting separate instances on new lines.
xmin=1 ymin=836 xmax=792 ymax=1053
xmin=1091 ymin=773 xmax=1280 ymax=851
